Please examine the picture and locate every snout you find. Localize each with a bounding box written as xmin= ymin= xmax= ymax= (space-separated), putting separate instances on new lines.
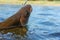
xmin=20 ymin=5 xmax=32 ymax=26
xmin=25 ymin=5 xmax=32 ymax=13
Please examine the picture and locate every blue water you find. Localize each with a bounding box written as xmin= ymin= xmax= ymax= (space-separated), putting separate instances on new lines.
xmin=0 ymin=4 xmax=60 ymax=40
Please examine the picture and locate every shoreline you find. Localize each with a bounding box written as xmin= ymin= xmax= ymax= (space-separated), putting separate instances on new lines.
xmin=0 ymin=1 xmax=60 ymax=6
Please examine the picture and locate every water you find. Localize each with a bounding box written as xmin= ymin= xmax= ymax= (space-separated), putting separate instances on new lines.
xmin=0 ymin=4 xmax=60 ymax=40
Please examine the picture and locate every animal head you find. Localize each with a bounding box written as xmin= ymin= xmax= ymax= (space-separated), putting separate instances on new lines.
xmin=20 ymin=5 xmax=32 ymax=26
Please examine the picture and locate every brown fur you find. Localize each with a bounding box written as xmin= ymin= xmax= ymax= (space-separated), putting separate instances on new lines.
xmin=0 ymin=5 xmax=32 ymax=30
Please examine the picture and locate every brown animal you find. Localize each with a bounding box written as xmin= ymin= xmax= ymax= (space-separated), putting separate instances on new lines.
xmin=0 ymin=5 xmax=32 ymax=30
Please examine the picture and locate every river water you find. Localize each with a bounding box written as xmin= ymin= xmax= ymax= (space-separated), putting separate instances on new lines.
xmin=0 ymin=4 xmax=60 ymax=40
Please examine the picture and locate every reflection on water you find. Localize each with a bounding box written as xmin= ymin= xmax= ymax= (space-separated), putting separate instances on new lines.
xmin=0 ymin=4 xmax=60 ymax=40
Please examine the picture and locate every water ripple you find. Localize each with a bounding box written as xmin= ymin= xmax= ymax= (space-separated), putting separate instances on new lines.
xmin=38 ymin=21 xmax=57 ymax=26
xmin=38 ymin=14 xmax=53 ymax=16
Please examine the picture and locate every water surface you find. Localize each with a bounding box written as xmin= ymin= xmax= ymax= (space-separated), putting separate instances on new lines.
xmin=0 ymin=4 xmax=60 ymax=40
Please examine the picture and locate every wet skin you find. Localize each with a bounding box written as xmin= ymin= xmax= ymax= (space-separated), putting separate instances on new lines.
xmin=0 ymin=5 xmax=32 ymax=30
